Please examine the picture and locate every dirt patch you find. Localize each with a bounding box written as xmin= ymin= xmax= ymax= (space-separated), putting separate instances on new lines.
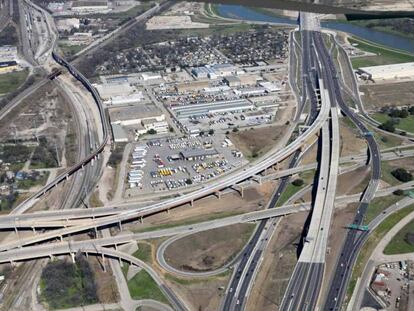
xmin=165 ymin=273 xmax=229 ymax=311
xmin=246 ymin=211 xmax=309 ymax=310
xmin=164 ymin=223 xmax=255 ymax=272
xmin=228 ymin=125 xmax=286 ymax=159
xmin=386 ymin=157 xmax=414 ymax=172
xmin=339 ymin=119 xmax=367 ymax=157
xmin=300 ymin=140 xmax=318 ymax=165
xmin=359 ymin=81 xmax=414 ymax=111
xmin=337 ymin=166 xmax=371 ymax=196
xmin=89 ymin=256 xmax=119 ymax=304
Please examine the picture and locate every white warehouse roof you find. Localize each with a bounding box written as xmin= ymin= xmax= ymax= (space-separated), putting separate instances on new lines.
xmin=360 ymin=62 xmax=414 ymax=80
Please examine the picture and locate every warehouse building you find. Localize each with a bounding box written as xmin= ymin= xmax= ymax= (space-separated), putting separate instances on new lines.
xmin=0 ymin=46 xmax=17 ymax=62
xmin=71 ymin=1 xmax=109 ymax=13
xmin=180 ymin=148 xmax=218 ymax=161
xmin=111 ymin=124 xmax=129 ymax=143
xmin=359 ymin=62 xmax=414 ymax=81
xmin=171 ymin=99 xmax=254 ymax=119
xmin=224 ymin=76 xmax=241 ymax=87
xmin=109 ymin=103 xmax=165 ymax=126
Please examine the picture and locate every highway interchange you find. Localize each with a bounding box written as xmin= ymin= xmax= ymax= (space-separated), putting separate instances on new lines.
xmin=0 ymin=1 xmax=414 ymax=311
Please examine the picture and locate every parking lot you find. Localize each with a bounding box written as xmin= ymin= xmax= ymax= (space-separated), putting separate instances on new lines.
xmin=125 ymin=134 xmax=247 ymax=195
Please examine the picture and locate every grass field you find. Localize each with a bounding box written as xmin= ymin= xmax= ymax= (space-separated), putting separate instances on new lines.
xmin=348 ymin=204 xmax=414 ymax=297
xmin=276 ymin=182 xmax=306 ymax=207
xmin=0 ymin=70 xmax=29 ymax=95
xmin=384 ymin=218 xmax=414 ymax=254
xmin=372 ymin=112 xmax=414 ymax=133
xmin=381 ymin=161 xmax=403 ymax=186
xmin=133 ymin=243 xmax=152 ymax=263
xmin=348 ymin=37 xmax=414 ymax=68
xmin=127 ymin=270 xmax=169 ymax=304
xmin=363 ymin=194 xmax=401 ymax=225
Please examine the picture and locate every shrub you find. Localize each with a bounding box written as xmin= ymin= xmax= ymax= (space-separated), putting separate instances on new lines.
xmin=391 ymin=168 xmax=413 ymax=182
xmin=147 ymin=129 xmax=157 ymax=135
xmin=292 ymin=179 xmax=304 ymax=187
xmin=379 ymin=120 xmax=395 ymax=133
xmin=393 ymin=189 xmax=405 ymax=196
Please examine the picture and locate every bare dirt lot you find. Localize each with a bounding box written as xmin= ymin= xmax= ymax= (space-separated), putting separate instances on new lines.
xmin=359 ymin=81 xmax=414 ymax=111
xmin=164 ymin=223 xmax=255 ymax=272
xmin=165 ymin=272 xmax=230 ymax=311
xmin=339 ymin=119 xmax=367 ymax=157
xmin=246 ymin=211 xmax=309 ymax=310
xmin=229 ymin=125 xmax=286 ymax=159
xmin=89 ymin=256 xmax=119 ymax=303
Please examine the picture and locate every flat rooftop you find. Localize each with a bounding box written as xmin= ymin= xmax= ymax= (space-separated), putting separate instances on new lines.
xmin=109 ymin=103 xmax=163 ymax=122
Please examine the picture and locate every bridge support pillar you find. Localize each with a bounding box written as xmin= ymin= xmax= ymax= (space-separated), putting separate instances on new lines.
xmin=59 ymin=235 xmax=63 ymax=242
xmin=118 ymin=257 xmax=123 ymax=267
xmin=85 ymin=252 xmax=89 ymax=259
xmin=66 ymin=175 xmax=69 ymax=180
xmin=118 ymin=221 xmax=122 ymax=231
xmin=215 ymin=191 xmax=221 ymax=200
xmin=70 ymin=252 xmax=76 ymax=263
xmin=190 ymin=199 xmax=194 ymax=207
xmin=49 ymin=254 xmax=54 ymax=261
xmin=232 ymin=185 xmax=245 ymax=198
xmin=32 ymin=227 xmax=36 ymax=234
xmin=102 ymin=254 xmax=106 ymax=272
xmin=140 ymin=217 xmax=143 ymax=224
xmin=253 ymin=176 xmax=262 ymax=185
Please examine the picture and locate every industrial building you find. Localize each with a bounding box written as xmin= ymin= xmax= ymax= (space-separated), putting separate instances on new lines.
xmin=191 ymin=63 xmax=241 ymax=79
xmin=170 ymin=99 xmax=254 ymax=119
xmin=111 ymin=123 xmax=128 ymax=143
xmin=95 ymin=82 xmax=143 ymax=105
xmin=259 ymin=81 xmax=281 ymax=92
xmin=0 ymin=46 xmax=17 ymax=62
xmin=0 ymin=61 xmax=19 ymax=74
xmin=56 ymin=18 xmax=80 ymax=31
xmin=109 ymin=103 xmax=165 ymax=126
xmin=233 ymin=87 xmax=267 ymax=97
xmin=110 ymin=93 xmax=144 ymax=106
xmin=180 ymin=148 xmax=218 ymax=161
xmin=71 ymin=1 xmax=109 ymax=13
xmin=136 ymin=118 xmax=169 ymax=136
xmin=359 ymin=62 xmax=414 ymax=81
xmin=224 ymin=76 xmax=241 ymax=87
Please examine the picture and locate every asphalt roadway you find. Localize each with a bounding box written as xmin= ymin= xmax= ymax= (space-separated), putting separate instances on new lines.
xmin=312 ymin=30 xmax=382 ymax=310
xmin=221 ymin=26 xmax=322 ymax=311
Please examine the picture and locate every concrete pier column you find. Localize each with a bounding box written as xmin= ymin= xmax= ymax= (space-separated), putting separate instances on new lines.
xmin=70 ymin=252 xmax=76 ymax=263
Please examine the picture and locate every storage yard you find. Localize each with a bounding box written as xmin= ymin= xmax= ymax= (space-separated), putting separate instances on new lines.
xmin=125 ymin=135 xmax=246 ymax=194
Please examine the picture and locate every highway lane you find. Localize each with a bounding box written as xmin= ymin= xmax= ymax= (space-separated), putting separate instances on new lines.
xmin=312 ymin=30 xmax=382 ymax=310
xmin=221 ymin=26 xmax=323 ymax=311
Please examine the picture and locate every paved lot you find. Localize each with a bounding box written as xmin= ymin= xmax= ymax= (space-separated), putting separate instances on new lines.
xmin=126 ymin=134 xmax=247 ymax=196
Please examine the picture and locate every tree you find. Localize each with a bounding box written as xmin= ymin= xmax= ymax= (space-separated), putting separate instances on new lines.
xmin=391 ymin=168 xmax=412 ymax=182
xmin=232 ymin=127 xmax=239 ymax=133
xmin=185 ymin=178 xmax=192 ymax=185
xmin=147 ymin=129 xmax=157 ymax=135
xmin=409 ymin=106 xmax=414 ymax=115
xmin=393 ymin=189 xmax=405 ymax=196
xmin=208 ymin=129 xmax=214 ymax=135
xmin=379 ymin=120 xmax=395 ymax=133
xmin=292 ymin=179 xmax=304 ymax=187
